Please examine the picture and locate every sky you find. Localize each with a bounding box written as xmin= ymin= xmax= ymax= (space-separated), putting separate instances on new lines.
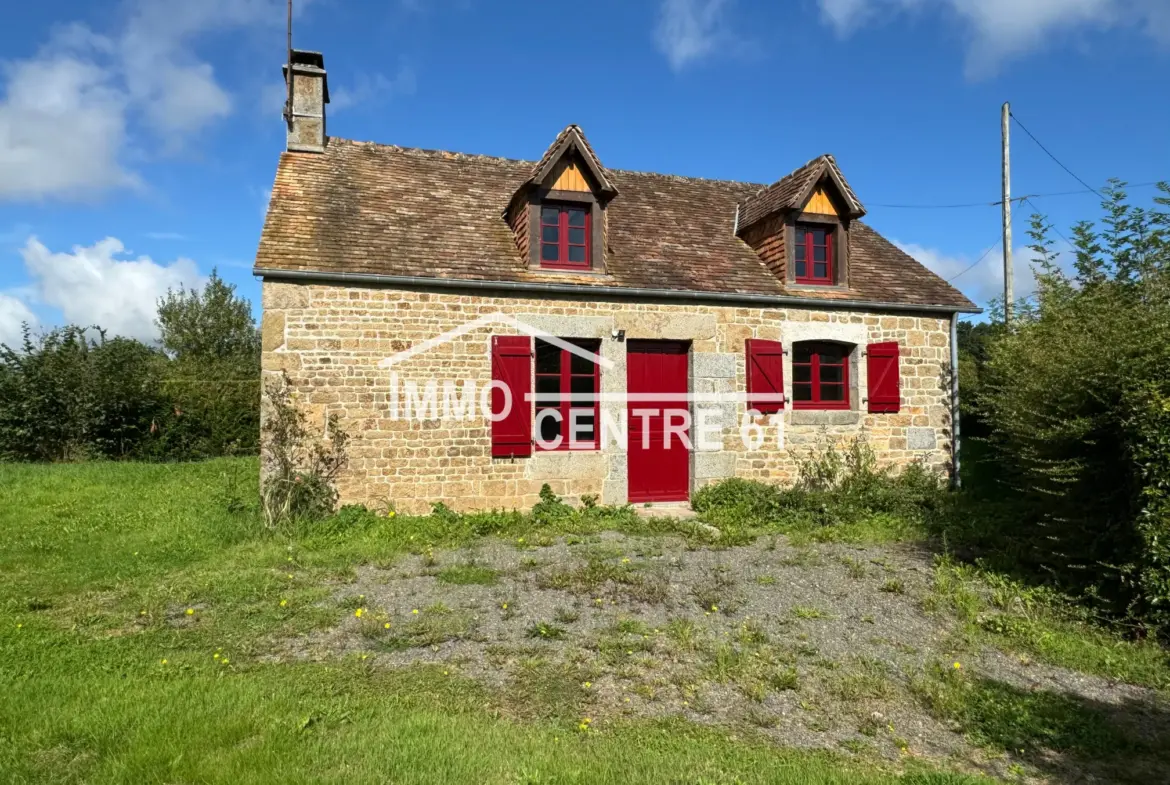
xmin=2 ymin=0 xmax=1169 ymax=345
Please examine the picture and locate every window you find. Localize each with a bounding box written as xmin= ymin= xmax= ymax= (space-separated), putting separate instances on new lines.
xmin=791 ymin=342 xmax=850 ymax=409
xmin=540 ymin=204 xmax=591 ymax=269
xmin=794 ymin=224 xmax=834 ymax=284
xmin=534 ymin=338 xmax=600 ymax=450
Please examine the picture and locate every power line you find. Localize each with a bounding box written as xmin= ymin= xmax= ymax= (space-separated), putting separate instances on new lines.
xmin=867 ymin=182 xmax=1162 ymax=211
xmin=947 ymin=236 xmax=1003 ymax=283
xmin=1009 ymin=111 xmax=1105 ymax=199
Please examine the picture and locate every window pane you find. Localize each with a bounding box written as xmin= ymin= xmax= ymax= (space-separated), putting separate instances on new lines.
xmin=568 ymin=245 xmax=586 ymax=263
xmin=569 ymin=410 xmax=595 ymax=442
xmin=814 ymin=262 xmax=828 ymax=279
xmin=537 ymin=408 xmax=561 ymax=442
xmin=820 ymin=346 xmax=846 ymax=363
xmin=535 ymin=342 xmax=560 ymax=374
xmin=796 ymin=227 xmax=805 ymax=244
xmin=793 ymin=364 xmax=812 ymax=383
xmin=794 ymin=241 xmax=806 ymax=262
xmin=795 ymin=260 xmax=807 ymax=278
xmin=570 ymin=351 xmax=597 ymax=375
xmin=542 ymin=225 xmax=559 ymax=244
xmin=541 ymin=242 xmax=559 ymax=262
xmin=570 ymin=375 xmax=596 ymax=400
xmin=794 ymin=345 xmax=814 ymax=363
xmin=535 ymin=375 xmax=560 ymax=404
xmin=820 ymin=383 xmax=845 ymax=402
xmin=812 ymin=228 xmax=827 ymax=244
xmin=820 ymin=364 xmax=843 ymax=383
xmin=793 ymin=382 xmax=813 ymax=401
xmin=541 ymin=206 xmax=560 ymax=223
xmin=568 ymin=227 xmax=585 ymax=245
xmin=813 ymin=244 xmax=826 ymax=262
xmin=567 ymin=209 xmax=587 ymax=227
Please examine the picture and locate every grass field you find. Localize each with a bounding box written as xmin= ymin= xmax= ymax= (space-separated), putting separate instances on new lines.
xmin=1 ymin=459 xmax=1165 ymax=784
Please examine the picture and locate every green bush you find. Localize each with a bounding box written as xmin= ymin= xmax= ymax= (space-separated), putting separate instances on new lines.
xmin=692 ymin=439 xmax=946 ymax=534
xmin=974 ymin=182 xmax=1170 ymax=635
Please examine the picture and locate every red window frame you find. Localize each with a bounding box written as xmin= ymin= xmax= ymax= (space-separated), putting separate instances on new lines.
xmin=794 ymin=224 xmax=834 ymax=285
xmin=791 ymin=342 xmax=850 ymax=410
xmin=539 ymin=203 xmax=591 ymax=270
xmin=534 ymin=338 xmax=600 ymax=451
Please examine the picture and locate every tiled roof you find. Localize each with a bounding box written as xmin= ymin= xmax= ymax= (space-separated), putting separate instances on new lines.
xmin=255 ymin=138 xmax=976 ymax=312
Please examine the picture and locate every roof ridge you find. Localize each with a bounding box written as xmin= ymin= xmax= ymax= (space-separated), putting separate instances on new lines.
xmin=328 ymin=136 xmax=768 ymax=188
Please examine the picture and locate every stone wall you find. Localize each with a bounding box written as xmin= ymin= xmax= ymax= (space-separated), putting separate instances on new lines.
xmin=262 ymin=281 xmax=954 ymax=514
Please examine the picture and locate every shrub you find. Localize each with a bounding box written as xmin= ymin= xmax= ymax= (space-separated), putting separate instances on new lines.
xmin=975 ymin=183 xmax=1170 ymax=635
xmin=260 ymin=373 xmax=349 ymax=528
xmin=693 ymin=439 xmax=946 ymax=534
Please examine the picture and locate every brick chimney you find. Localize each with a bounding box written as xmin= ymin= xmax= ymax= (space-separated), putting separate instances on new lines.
xmin=283 ymin=50 xmax=329 ymax=153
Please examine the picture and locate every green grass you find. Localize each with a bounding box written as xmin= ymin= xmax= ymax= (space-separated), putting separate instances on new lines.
xmin=436 ymin=564 xmax=500 ymax=586
xmin=0 ymin=458 xmax=997 ymax=784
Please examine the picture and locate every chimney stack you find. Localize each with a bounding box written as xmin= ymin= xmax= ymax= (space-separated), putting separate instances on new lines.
xmin=283 ymin=50 xmax=329 ymax=153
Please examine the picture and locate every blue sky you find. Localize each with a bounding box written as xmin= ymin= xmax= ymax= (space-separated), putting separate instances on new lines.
xmin=2 ymin=0 xmax=1168 ymax=343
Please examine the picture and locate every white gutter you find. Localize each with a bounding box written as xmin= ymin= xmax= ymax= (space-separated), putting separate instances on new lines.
xmin=253 ymin=267 xmax=983 ymax=316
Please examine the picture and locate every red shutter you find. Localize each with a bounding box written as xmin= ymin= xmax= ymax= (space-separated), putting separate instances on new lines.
xmin=746 ymin=339 xmax=785 ymax=414
xmin=491 ymin=335 xmax=532 ymax=457
xmin=867 ymin=342 xmax=900 ymax=413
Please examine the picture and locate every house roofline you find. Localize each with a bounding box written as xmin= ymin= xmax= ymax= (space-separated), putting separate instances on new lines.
xmin=253 ymin=267 xmax=983 ymax=315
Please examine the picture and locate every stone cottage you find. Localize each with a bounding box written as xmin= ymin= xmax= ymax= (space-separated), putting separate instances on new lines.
xmin=255 ymin=51 xmax=979 ymax=514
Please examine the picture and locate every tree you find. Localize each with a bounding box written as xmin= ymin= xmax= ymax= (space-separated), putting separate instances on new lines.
xmin=157 ymin=270 xmax=259 ymax=362
xmin=975 ymin=182 xmax=1170 ymax=633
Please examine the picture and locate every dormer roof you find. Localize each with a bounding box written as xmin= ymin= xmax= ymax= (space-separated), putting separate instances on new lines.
xmin=520 ymin=124 xmax=617 ymax=198
xmin=738 ymin=154 xmax=865 ymax=230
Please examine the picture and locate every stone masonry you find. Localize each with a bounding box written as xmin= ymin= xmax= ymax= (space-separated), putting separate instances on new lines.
xmin=262 ymin=281 xmax=954 ymax=514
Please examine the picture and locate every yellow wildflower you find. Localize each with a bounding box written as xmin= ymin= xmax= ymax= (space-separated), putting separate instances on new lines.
xmin=412 ymin=609 xmax=419 ymax=615
xmin=185 ymin=608 xmax=194 ymax=616
xmin=711 ymin=605 xmax=718 ymax=612
xmin=384 ymin=622 xmax=391 ymax=629
xmin=583 ymin=681 xmax=592 ymax=689
xmin=214 ymin=653 xmax=220 ymax=659
xmin=354 ymin=608 xmax=364 ymax=618
xmin=160 ymin=658 xmax=167 ymax=664
xmin=221 ymin=658 xmax=229 ymax=665
xmin=621 ymin=558 xmax=630 ymax=564
xmin=953 ymin=662 xmax=962 ymax=670
xmin=280 ymin=599 xmax=288 ymax=608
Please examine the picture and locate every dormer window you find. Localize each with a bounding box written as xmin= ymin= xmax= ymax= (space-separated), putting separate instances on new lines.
xmin=540 ymin=204 xmax=591 ymax=269
xmin=794 ymin=224 xmax=834 ymax=285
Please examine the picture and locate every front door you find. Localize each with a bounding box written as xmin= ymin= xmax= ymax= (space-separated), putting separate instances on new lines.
xmin=627 ymin=341 xmax=690 ymax=503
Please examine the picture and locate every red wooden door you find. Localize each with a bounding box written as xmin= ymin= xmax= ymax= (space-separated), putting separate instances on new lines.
xmin=627 ymin=341 xmax=690 ymax=503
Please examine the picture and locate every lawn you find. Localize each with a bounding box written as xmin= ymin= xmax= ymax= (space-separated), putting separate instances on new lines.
xmin=1 ymin=459 xmax=1166 ymax=784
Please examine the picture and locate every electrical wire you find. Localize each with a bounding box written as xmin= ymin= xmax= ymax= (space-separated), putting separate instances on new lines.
xmin=1010 ymin=111 xmax=1105 ymax=199
xmin=947 ymin=236 xmax=1003 ymax=283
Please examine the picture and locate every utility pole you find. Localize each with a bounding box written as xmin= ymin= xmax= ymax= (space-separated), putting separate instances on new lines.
xmin=1001 ymin=101 xmax=1013 ymax=324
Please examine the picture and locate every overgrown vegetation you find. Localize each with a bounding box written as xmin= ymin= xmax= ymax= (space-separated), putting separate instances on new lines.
xmin=0 ymin=271 xmax=260 ymax=462
xmin=692 ymin=439 xmax=946 ymax=544
xmin=964 ymin=182 xmax=1170 ymax=638
xmin=260 ymin=373 xmax=350 ymax=529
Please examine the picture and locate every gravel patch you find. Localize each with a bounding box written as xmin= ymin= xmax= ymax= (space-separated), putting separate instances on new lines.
xmin=266 ymin=531 xmax=1169 ymax=781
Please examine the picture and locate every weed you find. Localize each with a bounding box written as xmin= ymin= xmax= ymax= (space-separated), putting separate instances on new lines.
xmin=665 ymin=618 xmax=701 ymax=651
xmin=791 ymin=606 xmax=832 ymax=620
xmin=553 ymin=606 xmax=580 ymax=625
xmin=755 ymin=574 xmax=777 ymax=586
xmin=839 ymin=556 xmax=868 ymax=580
xmin=692 ymin=564 xmax=742 ymax=614
xmin=879 ymin=578 xmax=905 ymax=595
xmin=526 ymin=621 xmax=568 ymax=641
xmin=437 ymin=563 xmax=499 ymax=586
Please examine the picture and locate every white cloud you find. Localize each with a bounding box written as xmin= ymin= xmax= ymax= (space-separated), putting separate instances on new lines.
xmin=0 ymin=292 xmax=38 ymax=348
xmin=331 ymin=62 xmax=417 ymax=113
xmin=897 ymin=238 xmax=1062 ymax=306
xmin=19 ymin=236 xmax=203 ymax=342
xmin=0 ymin=0 xmax=294 ymax=202
xmin=654 ymin=0 xmax=748 ymax=70
xmin=0 ymin=54 xmax=139 ymax=201
xmin=819 ymin=0 xmax=1170 ymax=77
